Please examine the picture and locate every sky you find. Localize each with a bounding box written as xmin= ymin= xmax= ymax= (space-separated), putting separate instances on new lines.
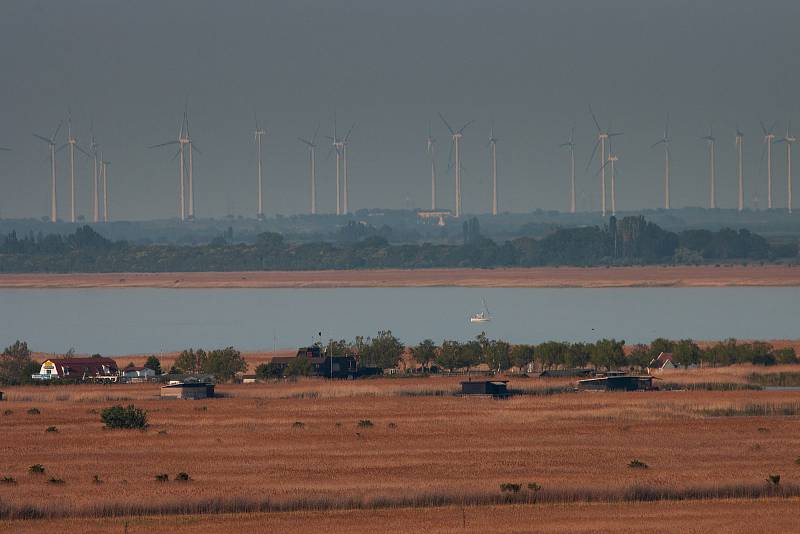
xmin=0 ymin=0 xmax=799 ymax=220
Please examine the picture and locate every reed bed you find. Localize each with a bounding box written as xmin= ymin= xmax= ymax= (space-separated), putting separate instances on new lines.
xmin=1 ymin=482 xmax=798 ymax=520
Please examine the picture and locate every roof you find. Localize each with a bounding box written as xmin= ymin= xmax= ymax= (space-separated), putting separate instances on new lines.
xmin=161 ymin=382 xmax=213 ymax=389
xmin=460 ymin=380 xmax=509 ymax=385
xmin=123 ymin=366 xmax=148 ymax=372
xmin=43 ymin=357 xmax=118 ymax=377
xmin=648 ymin=352 xmax=676 ymax=369
xmin=46 ymin=357 xmax=117 ymax=366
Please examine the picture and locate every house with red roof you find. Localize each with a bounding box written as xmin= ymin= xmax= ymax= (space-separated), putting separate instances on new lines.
xmin=32 ymin=357 xmax=119 ymax=382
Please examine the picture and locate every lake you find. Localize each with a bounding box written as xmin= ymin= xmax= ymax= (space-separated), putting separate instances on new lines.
xmin=0 ymin=287 xmax=797 ymax=354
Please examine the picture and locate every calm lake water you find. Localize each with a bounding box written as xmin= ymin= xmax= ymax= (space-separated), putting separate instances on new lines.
xmin=0 ymin=287 xmax=797 ymax=354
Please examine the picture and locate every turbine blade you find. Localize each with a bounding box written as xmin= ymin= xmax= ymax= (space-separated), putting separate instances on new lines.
xmin=75 ymin=144 xmax=91 ymax=158
xmin=438 ymin=112 xmax=455 ymax=135
xmin=33 ymin=134 xmax=52 ymax=144
xmin=55 ymin=144 xmax=68 ymax=154
xmin=589 ymin=105 xmax=601 ymax=132
xmin=149 ymin=140 xmax=179 ymax=149
xmin=190 ymin=143 xmax=201 ymax=155
xmin=312 ymin=124 xmax=320 ymax=145
xmin=344 ymin=123 xmax=356 ymax=142
xmin=585 ymin=139 xmax=600 ymax=172
xmin=298 ymin=137 xmax=313 ymax=147
xmin=458 ymin=120 xmax=475 ymax=134
xmin=52 ymin=121 xmax=63 ymax=141
xmin=608 ymin=132 xmax=624 ymax=137
xmin=651 ymin=139 xmax=665 ymax=149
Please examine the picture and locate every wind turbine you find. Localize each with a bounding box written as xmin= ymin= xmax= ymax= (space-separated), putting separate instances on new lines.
xmin=775 ymin=122 xmax=796 ymax=213
xmin=735 ymin=127 xmax=744 ymax=212
xmin=326 ymin=117 xmax=343 ymax=215
xmin=426 ymin=122 xmax=437 ymax=210
xmin=298 ymin=125 xmax=320 ymax=215
xmin=438 ymin=112 xmax=474 ymax=218
xmin=761 ymin=120 xmax=777 ymax=209
xmin=586 ymin=106 xmax=623 ymax=217
xmin=560 ymin=127 xmax=576 ymax=213
xmin=58 ymin=113 xmax=91 ymax=223
xmin=33 ymin=120 xmax=63 ymax=222
xmin=488 ymin=124 xmax=499 ymax=215
xmin=701 ymin=126 xmax=716 ymax=209
xmin=184 ymin=108 xmax=199 ymax=221
xmin=254 ymin=116 xmax=266 ymax=219
xmin=88 ymin=124 xmax=100 ymax=223
xmin=149 ymin=117 xmax=188 ymax=221
xmin=651 ymin=115 xmax=671 ymax=209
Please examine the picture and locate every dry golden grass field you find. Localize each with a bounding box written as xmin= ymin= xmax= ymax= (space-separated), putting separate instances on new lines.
xmin=1 ymin=371 xmax=800 ymax=532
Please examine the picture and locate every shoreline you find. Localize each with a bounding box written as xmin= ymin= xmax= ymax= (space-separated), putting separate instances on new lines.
xmin=0 ymin=265 xmax=799 ymax=288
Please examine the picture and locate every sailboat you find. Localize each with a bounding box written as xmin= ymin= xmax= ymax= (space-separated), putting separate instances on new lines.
xmin=469 ymin=298 xmax=491 ymax=323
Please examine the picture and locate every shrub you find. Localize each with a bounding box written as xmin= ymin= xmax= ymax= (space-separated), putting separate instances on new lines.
xmin=101 ymin=404 xmax=148 ymax=429
xmin=92 ymin=474 xmax=103 ymax=484
xmin=155 ymin=474 xmax=169 ymax=482
xmin=767 ymin=474 xmax=781 ymax=486
xmin=27 ymin=408 xmax=40 ymax=415
xmin=500 ymin=483 xmax=521 ymax=493
xmin=292 ymin=421 xmax=305 ymax=429
xmin=0 ymin=476 xmax=16 ymax=485
xmin=527 ymin=482 xmax=542 ymax=492
xmin=29 ymin=464 xmax=45 ymax=474
xmin=3 ymin=410 xmax=12 ymax=416
xmin=358 ymin=419 xmax=374 ymax=428
xmin=628 ymin=459 xmax=649 ymax=469
xmin=388 ymin=422 xmax=397 ymax=429
xmin=175 ymin=472 xmax=191 ymax=482
xmin=47 ymin=477 xmax=65 ymax=485
xmin=45 ymin=426 xmax=58 ymax=433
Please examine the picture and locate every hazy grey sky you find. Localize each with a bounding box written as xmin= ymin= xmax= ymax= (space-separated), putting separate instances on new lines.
xmin=1 ymin=0 xmax=799 ymax=220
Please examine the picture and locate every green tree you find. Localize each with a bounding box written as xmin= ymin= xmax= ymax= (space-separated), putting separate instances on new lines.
xmin=436 ymin=340 xmax=464 ymax=372
xmin=565 ymin=342 xmax=592 ymax=369
xmin=0 ymin=340 xmax=39 ymax=385
xmin=483 ymin=339 xmax=512 ymax=372
xmin=144 ymin=355 xmax=162 ymax=375
xmin=361 ymin=330 xmax=405 ymax=369
xmin=591 ymin=339 xmax=626 ymax=371
xmin=411 ymin=339 xmax=438 ymax=371
xmin=510 ymin=344 xmax=535 ymax=372
xmin=672 ymin=339 xmax=701 ymax=368
xmin=627 ymin=344 xmax=651 ymax=370
xmin=649 ymin=338 xmax=675 ymax=359
xmin=286 ymin=356 xmax=312 ymax=376
xmin=173 ymin=348 xmax=207 ymax=374
xmin=773 ymin=347 xmax=798 ymax=365
xmin=203 ymin=347 xmax=247 ymax=381
xmin=255 ymin=361 xmax=283 ymax=379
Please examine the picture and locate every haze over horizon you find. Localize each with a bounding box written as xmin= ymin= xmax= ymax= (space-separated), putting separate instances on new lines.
xmin=1 ymin=0 xmax=799 ymax=221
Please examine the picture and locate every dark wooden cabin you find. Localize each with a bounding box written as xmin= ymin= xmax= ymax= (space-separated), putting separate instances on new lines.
xmin=460 ymin=380 xmax=510 ymax=397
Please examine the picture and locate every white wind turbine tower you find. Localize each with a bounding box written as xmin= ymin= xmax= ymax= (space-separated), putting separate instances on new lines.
xmin=326 ymin=118 xmax=343 ymax=215
xmin=651 ymin=115 xmax=671 ymax=209
xmin=774 ymin=122 xmax=796 ymax=214
xmin=149 ymin=117 xmax=188 ymax=221
xmin=761 ymin=120 xmax=777 ymax=209
xmin=101 ymin=154 xmax=110 ymax=222
xmin=735 ymin=127 xmax=744 ymax=212
xmin=88 ymin=124 xmax=100 ymax=223
xmin=559 ymin=127 xmax=576 ymax=213
xmin=488 ymin=124 xmax=499 ymax=215
xmin=701 ymin=126 xmax=717 ymax=209
xmin=298 ymin=125 xmax=320 ymax=215
xmin=33 ymin=121 xmax=63 ymax=222
xmin=184 ymin=109 xmax=199 ymax=221
xmin=426 ymin=122 xmax=437 ymax=210
xmin=438 ymin=113 xmax=474 ymax=218
xmin=341 ymin=124 xmax=355 ymax=215
xmin=598 ymin=153 xmax=620 ymax=216
xmin=586 ymin=106 xmax=623 ymax=217
xmin=254 ymin=117 xmax=266 ymax=219
xmin=58 ymin=113 xmax=91 ymax=223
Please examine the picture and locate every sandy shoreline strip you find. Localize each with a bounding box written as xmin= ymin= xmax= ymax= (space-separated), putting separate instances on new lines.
xmin=1 ymin=266 xmax=799 ymax=288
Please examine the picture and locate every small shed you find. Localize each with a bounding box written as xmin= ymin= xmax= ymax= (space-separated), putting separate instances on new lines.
xmin=160 ymin=382 xmax=215 ymax=400
xmin=578 ymin=375 xmax=655 ymax=391
xmin=460 ymin=380 xmax=509 ymax=397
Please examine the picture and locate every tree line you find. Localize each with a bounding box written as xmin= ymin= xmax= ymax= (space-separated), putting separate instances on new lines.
xmin=0 ymin=215 xmax=796 ymax=272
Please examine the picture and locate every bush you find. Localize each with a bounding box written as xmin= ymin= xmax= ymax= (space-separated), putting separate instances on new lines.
xmin=292 ymin=421 xmax=305 ymax=429
xmin=628 ymin=459 xmax=649 ymax=469
xmin=155 ymin=474 xmax=169 ymax=482
xmin=29 ymin=464 xmax=45 ymax=474
xmin=500 ymin=483 xmax=521 ymax=493
xmin=3 ymin=410 xmax=12 ymax=416
xmin=767 ymin=474 xmax=781 ymax=486
xmin=358 ymin=419 xmax=374 ymax=428
xmin=45 ymin=426 xmax=58 ymax=433
xmin=101 ymin=404 xmax=148 ymax=429
xmin=27 ymin=408 xmax=40 ymax=415
xmin=1 ymin=476 xmax=17 ymax=485
xmin=48 ymin=477 xmax=65 ymax=485
xmin=175 ymin=472 xmax=191 ymax=482
xmin=92 ymin=474 xmax=103 ymax=484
